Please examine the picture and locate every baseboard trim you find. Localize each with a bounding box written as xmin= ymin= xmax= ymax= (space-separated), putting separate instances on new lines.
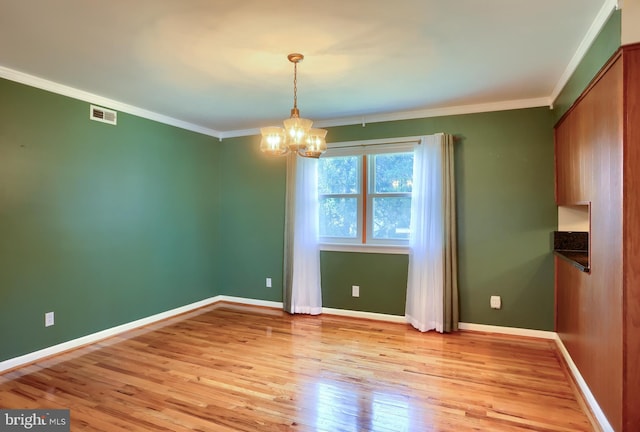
xmin=554 ymin=337 xmax=613 ymax=432
xmin=458 ymin=322 xmax=611 ymax=431
xmin=0 ymin=296 xmax=220 ymax=373
xmin=215 ymin=295 xmax=284 ymax=310
xmin=0 ymin=295 xmax=616 ymax=432
xmin=457 ymin=322 xmax=556 ymax=339
xmin=215 ymin=298 xmax=407 ymax=324
xmin=322 ymin=307 xmax=406 ymax=323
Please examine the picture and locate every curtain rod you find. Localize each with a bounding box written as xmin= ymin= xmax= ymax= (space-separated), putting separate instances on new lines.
xmin=327 ymin=135 xmax=424 ymax=149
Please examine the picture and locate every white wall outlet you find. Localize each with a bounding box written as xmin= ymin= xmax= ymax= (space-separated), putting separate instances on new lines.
xmin=490 ymin=295 xmax=502 ymax=309
xmin=352 ymin=285 xmax=360 ymax=297
xmin=45 ymin=311 xmax=55 ymax=327
xmin=266 ymin=277 xmax=272 ymax=288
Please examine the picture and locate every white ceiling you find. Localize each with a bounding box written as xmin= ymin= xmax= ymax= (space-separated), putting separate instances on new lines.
xmin=0 ymin=0 xmax=614 ymax=137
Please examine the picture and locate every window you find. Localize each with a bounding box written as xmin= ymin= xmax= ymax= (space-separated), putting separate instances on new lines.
xmin=318 ymin=142 xmax=415 ymax=247
xmin=317 ymin=155 xmax=361 ymax=239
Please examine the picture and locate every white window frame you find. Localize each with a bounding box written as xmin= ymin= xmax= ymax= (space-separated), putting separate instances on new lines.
xmin=317 ymin=152 xmax=363 ymax=243
xmin=318 ymin=137 xmax=419 ymax=254
xmin=366 ymin=148 xmax=414 ymax=246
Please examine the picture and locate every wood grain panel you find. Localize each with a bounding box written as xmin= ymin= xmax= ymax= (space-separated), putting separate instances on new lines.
xmin=555 ymin=104 xmax=593 ymax=204
xmin=555 ymin=118 xmax=572 ymax=204
xmin=555 ymin=43 xmax=640 ymax=431
xmin=622 ymin=43 xmax=640 ymax=432
xmin=575 ymin=82 xmax=594 ymax=203
xmin=555 ymin=53 xmax=624 ymax=431
xmin=0 ymin=303 xmax=594 ymax=432
xmin=588 ymin=55 xmax=624 ymax=431
xmin=555 ymin=257 xmax=587 ymax=349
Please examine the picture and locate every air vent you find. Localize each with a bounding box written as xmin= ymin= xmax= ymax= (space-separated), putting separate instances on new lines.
xmin=90 ymin=104 xmax=117 ymax=125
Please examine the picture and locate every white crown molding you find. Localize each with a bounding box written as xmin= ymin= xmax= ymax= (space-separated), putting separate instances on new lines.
xmin=0 ymin=66 xmax=222 ymax=139
xmin=2 ymin=18 xmax=617 ymax=144
xmin=315 ymin=97 xmax=552 ymax=129
xmin=220 ymin=97 xmax=551 ymax=139
xmin=550 ymin=0 xmax=620 ymax=106
xmin=0 ymin=65 xmax=551 ymax=140
xmin=218 ymin=128 xmax=262 ymax=139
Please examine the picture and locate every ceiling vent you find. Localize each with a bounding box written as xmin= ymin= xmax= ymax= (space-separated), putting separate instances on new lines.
xmin=90 ymin=104 xmax=117 ymax=125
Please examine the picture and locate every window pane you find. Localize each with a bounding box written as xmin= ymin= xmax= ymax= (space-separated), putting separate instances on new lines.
xmin=319 ymin=156 xmax=359 ymax=194
xmin=373 ymin=153 xmax=414 ymax=193
xmin=372 ymin=197 xmax=411 ymax=240
xmin=319 ymin=197 xmax=358 ymax=238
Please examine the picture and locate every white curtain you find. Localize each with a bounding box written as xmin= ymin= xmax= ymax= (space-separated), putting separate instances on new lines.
xmin=405 ymin=133 xmax=458 ymax=333
xmin=283 ymin=154 xmax=322 ymax=315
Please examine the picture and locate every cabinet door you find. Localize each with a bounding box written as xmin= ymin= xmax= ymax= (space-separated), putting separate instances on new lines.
xmin=555 ymin=106 xmax=591 ymax=204
xmin=555 ymin=117 xmax=573 ymax=204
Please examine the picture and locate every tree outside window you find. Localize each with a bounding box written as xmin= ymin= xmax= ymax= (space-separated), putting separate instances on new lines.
xmin=318 ymin=148 xmax=414 ymax=245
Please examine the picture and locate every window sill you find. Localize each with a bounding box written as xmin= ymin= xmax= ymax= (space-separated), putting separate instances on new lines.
xmin=319 ymin=243 xmax=409 ymax=255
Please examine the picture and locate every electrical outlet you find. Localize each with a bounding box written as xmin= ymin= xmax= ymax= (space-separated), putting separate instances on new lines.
xmin=352 ymin=285 xmax=360 ymax=297
xmin=266 ymin=277 xmax=272 ymax=288
xmin=45 ymin=311 xmax=55 ymax=327
xmin=490 ymin=296 xmax=501 ymax=309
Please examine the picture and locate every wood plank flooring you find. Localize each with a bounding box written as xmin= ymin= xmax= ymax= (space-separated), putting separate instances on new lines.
xmin=0 ymin=303 xmax=594 ymax=431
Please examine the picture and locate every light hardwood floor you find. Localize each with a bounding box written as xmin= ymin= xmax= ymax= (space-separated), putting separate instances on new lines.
xmin=0 ymin=303 xmax=594 ymax=431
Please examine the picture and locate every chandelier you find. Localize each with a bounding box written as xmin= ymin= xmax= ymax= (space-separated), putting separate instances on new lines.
xmin=260 ymin=53 xmax=328 ymax=158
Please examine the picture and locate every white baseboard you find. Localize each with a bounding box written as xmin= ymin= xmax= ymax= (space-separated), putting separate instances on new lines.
xmin=0 ymin=294 xmax=616 ymax=432
xmin=216 ymin=297 xmax=407 ymax=324
xmin=458 ymin=322 xmax=557 ymax=339
xmin=0 ymin=296 xmax=220 ymax=373
xmin=322 ymin=307 xmax=406 ymax=323
xmin=0 ymin=301 xmax=557 ymax=373
xmin=215 ymin=295 xmax=283 ymax=309
xmin=457 ymin=322 xmax=611 ymax=432
xmin=554 ymin=337 xmax=613 ymax=432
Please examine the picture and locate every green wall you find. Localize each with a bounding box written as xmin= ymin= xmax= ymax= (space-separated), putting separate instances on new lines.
xmin=0 ymin=79 xmax=221 ymax=362
xmin=321 ymin=252 xmax=408 ymax=315
xmin=220 ymin=107 xmax=557 ymax=330
xmin=217 ymin=137 xmax=286 ymax=302
xmin=1 ymin=47 xmax=566 ymax=363
xmin=553 ymin=9 xmax=621 ymax=121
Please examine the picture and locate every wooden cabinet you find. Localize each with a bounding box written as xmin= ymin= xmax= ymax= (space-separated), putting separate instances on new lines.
xmin=554 ymin=115 xmax=574 ymax=203
xmin=554 ymin=86 xmax=593 ymax=204
xmin=554 ymin=43 xmax=639 ymax=432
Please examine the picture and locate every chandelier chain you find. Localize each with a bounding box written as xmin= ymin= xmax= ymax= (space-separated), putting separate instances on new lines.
xmin=293 ymin=61 xmax=298 ymax=110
